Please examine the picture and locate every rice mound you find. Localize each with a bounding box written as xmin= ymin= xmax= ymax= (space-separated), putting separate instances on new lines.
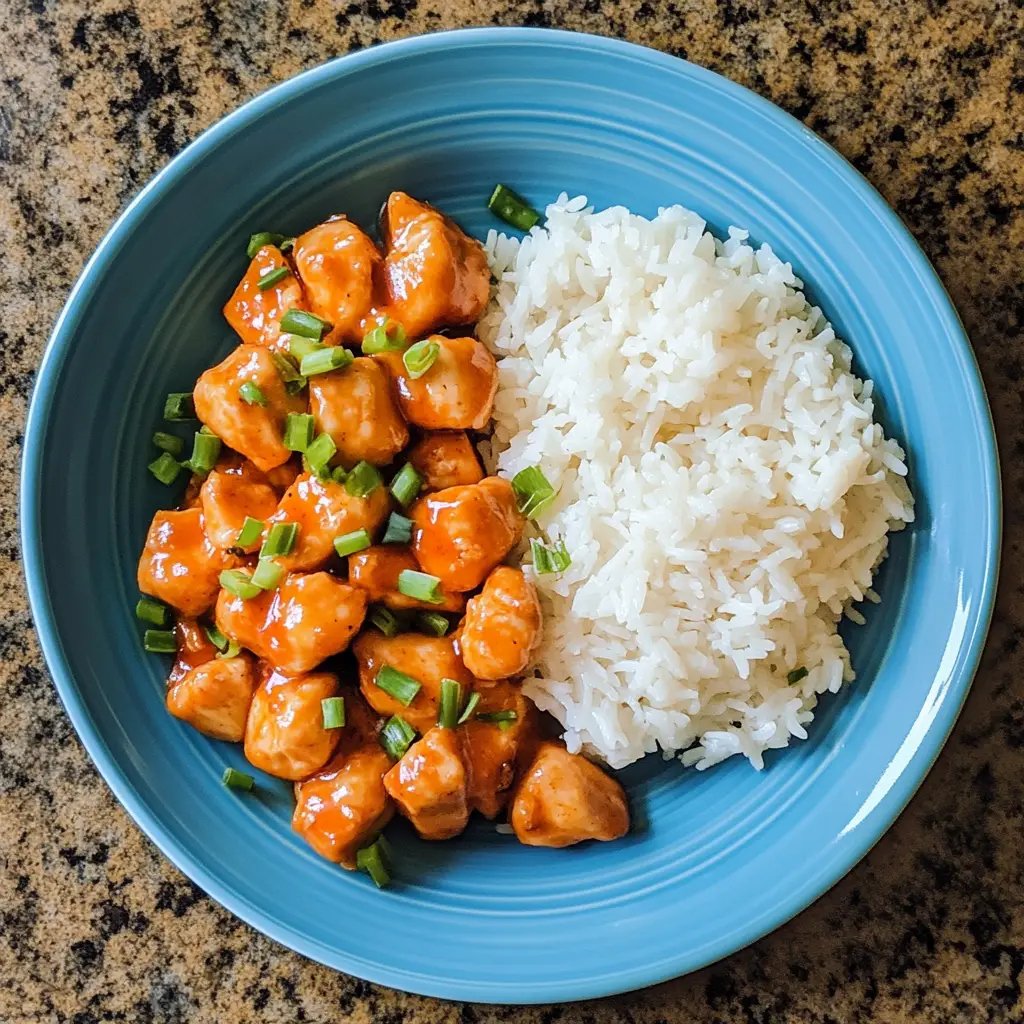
xmin=476 ymin=194 xmax=915 ymax=771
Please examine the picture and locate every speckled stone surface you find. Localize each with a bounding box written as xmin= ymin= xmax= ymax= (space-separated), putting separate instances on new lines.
xmin=1 ymin=0 xmax=1023 ymax=1020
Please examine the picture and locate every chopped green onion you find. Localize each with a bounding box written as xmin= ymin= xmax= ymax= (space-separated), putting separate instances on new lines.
xmin=257 ymin=265 xmax=290 ymax=291
xmin=512 ymin=465 xmax=556 ymax=519
xmin=143 ymin=629 xmax=176 ymax=654
xmin=235 ymin=516 xmax=264 ymax=549
xmin=498 ymin=719 xmax=515 ymax=732
xmin=238 ymin=381 xmax=267 ymax=406
xmin=476 ymin=710 xmax=518 ymax=724
xmin=417 ymin=612 xmax=450 ymax=638
xmin=152 ymin=431 xmax=183 ymax=456
xmin=163 ymin=392 xmax=195 ymax=421
xmin=331 ymin=465 xmax=348 ymax=484
xmin=375 ymin=665 xmax=422 ymax=706
xmin=487 ymin=183 xmax=541 ymax=231
xmin=148 ymin=452 xmax=183 ymax=485
xmin=251 ymin=558 xmax=284 ymax=591
xmin=316 ymin=696 xmax=344 ymax=730
xmin=334 ymin=529 xmax=371 ymax=557
xmin=457 ymin=691 xmax=481 ymax=725
xmin=379 ymin=715 xmax=417 ymax=761
xmin=345 ymin=461 xmax=382 ymax=498
xmin=283 ymin=412 xmax=315 ymax=452
xmin=222 ymin=767 xmax=254 ymax=791
xmin=219 ymin=569 xmax=263 ymax=600
xmin=279 ymin=237 xmax=295 ymax=253
xmin=787 ymin=667 xmax=809 ymax=685
xmin=281 ymin=308 xmax=331 ymax=340
xmin=247 ymin=231 xmax=286 ymax=258
xmin=217 ymin=639 xmax=242 ymax=659
xmin=261 ymin=522 xmax=299 ymax=558
xmin=530 ymin=537 xmax=571 ymax=575
xmin=301 ymin=346 xmax=353 ymax=377
xmin=397 ymin=569 xmax=443 ymax=604
xmin=356 ymin=837 xmax=391 ymax=888
xmin=271 ymin=351 xmax=307 ymax=395
xmin=368 ymin=606 xmax=402 ymax=637
xmin=136 ymin=596 xmax=171 ymax=627
xmin=185 ymin=430 xmax=222 ymax=475
xmin=389 ymin=463 xmax=422 ymax=508
xmin=382 ymin=512 xmax=413 ymax=545
xmin=287 ymin=335 xmax=323 ymax=361
xmin=304 ymin=432 xmax=337 ymax=476
xmin=361 ymin=321 xmax=407 ymax=355
xmin=438 ymin=678 xmax=462 ymax=728
xmin=205 ymin=624 xmax=229 ymax=651
xmin=402 ymin=339 xmax=439 ymax=379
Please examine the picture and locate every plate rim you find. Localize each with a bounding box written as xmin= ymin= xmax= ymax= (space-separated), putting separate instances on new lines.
xmin=21 ymin=26 xmax=1002 ymax=1003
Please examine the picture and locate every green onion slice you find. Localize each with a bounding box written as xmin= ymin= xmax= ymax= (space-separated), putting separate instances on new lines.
xmin=487 ymin=183 xmax=542 ymax=231
xmin=143 ymin=629 xmax=176 ymax=654
xmin=438 ymin=679 xmax=462 ymax=729
xmin=321 ymin=696 xmax=345 ymax=729
xmin=148 ymin=452 xmax=183 ymax=485
xmin=287 ymin=335 xmax=322 ymax=361
xmin=219 ymin=569 xmax=263 ymax=600
xmin=136 ymin=596 xmax=171 ymax=627
xmin=238 ymin=381 xmax=267 ymax=406
xmin=222 ymin=767 xmax=254 ymax=791
xmin=152 ymin=431 xmax=183 ymax=456
xmin=331 ymin=465 xmax=348 ymax=484
xmin=185 ymin=430 xmax=222 ymax=475
xmin=345 ymin=461 xmax=382 ymax=498
xmin=281 ymin=308 xmax=331 ymax=340
xmin=379 ymin=715 xmax=417 ymax=761
xmin=283 ymin=412 xmax=315 ymax=452
xmin=530 ymin=537 xmax=571 ymax=575
xmin=217 ymin=639 xmax=242 ymax=659
xmin=476 ymin=710 xmax=518 ymax=724
xmin=271 ymin=351 xmax=307 ymax=394
xmin=457 ymin=691 xmax=481 ymax=725
xmin=361 ymin=321 xmax=407 ymax=355
xmin=235 ymin=516 xmax=264 ymax=549
xmin=511 ymin=465 xmax=556 ymax=519
xmin=205 ymin=624 xmax=229 ymax=651
xmin=251 ymin=558 xmax=284 ymax=591
xmin=381 ymin=512 xmax=413 ymax=545
xmin=256 ymin=265 xmax=290 ymax=291
xmin=397 ymin=569 xmax=443 ymax=604
xmin=304 ymin=432 xmax=336 ymax=477
xmin=334 ymin=529 xmax=371 ymax=557
xmin=389 ymin=463 xmax=422 ymax=508
xmin=368 ymin=606 xmax=402 ymax=637
xmin=261 ymin=522 xmax=299 ymax=558
xmin=787 ymin=667 xmax=809 ymax=685
xmin=402 ymin=339 xmax=439 ymax=380
xmin=163 ymin=392 xmax=195 ymax=421
xmin=417 ymin=612 xmax=450 ymax=638
xmin=247 ymin=231 xmax=286 ymax=259
xmin=375 ymin=665 xmax=422 ymax=706
xmin=356 ymin=837 xmax=391 ymax=888
xmin=301 ymin=346 xmax=353 ymax=377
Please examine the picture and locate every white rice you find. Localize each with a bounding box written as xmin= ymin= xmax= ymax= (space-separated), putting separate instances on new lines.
xmin=476 ymin=194 xmax=915 ymax=771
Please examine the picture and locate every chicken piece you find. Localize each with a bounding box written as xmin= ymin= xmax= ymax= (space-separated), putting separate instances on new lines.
xmin=511 ymin=742 xmax=629 ymax=848
xmin=353 ymin=631 xmax=474 ymax=733
xmin=199 ymin=467 xmax=281 ymax=552
xmin=459 ymin=682 xmax=538 ymax=819
xmin=264 ymin=461 xmax=302 ymax=494
xmin=347 ymin=546 xmax=464 ymax=613
xmin=408 ymin=431 xmax=484 ymax=491
xmin=193 ymin=345 xmax=307 ymax=472
xmin=384 ymin=726 xmax=468 ymax=840
xmin=409 ymin=477 xmax=523 ymax=592
xmin=138 ymin=508 xmax=229 ymax=617
xmin=168 ymin=617 xmax=219 ymax=685
xmin=309 ymin=357 xmax=408 ymax=467
xmin=293 ymin=745 xmax=394 ymax=868
xmin=216 ymin=572 xmax=367 ymax=675
xmin=460 ymin=567 xmax=542 ymax=679
xmin=292 ymin=216 xmax=381 ymax=344
xmin=377 ymin=336 xmax=497 ymax=431
xmin=244 ymin=669 xmax=341 ymax=779
xmin=166 ymin=654 xmax=257 ymax=742
xmin=378 ymin=192 xmax=490 ymax=339
xmin=223 ymin=244 xmax=308 ymax=350
xmin=264 ymin=472 xmax=389 ymax=573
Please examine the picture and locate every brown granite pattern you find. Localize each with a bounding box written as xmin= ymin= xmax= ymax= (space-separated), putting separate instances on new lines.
xmin=1 ymin=0 xmax=1023 ymax=1021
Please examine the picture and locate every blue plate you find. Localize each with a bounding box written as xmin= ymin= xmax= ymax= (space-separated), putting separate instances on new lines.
xmin=22 ymin=29 xmax=1000 ymax=1002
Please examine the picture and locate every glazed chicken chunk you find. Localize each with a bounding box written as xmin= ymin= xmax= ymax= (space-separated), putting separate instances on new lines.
xmin=461 ymin=567 xmax=542 ymax=680
xmin=216 ymin=571 xmax=368 ymax=675
xmin=347 ymin=546 xmax=465 ymax=613
xmin=408 ymin=431 xmax=484 ymax=491
xmin=168 ymin=617 xmax=219 ymax=685
xmin=223 ymin=244 xmax=308 ymax=350
xmin=410 ymin=477 xmax=523 ymax=592
xmin=166 ymin=654 xmax=257 ymax=742
xmin=193 ymin=344 xmax=307 ymax=472
xmin=384 ymin=726 xmax=469 ymax=840
xmin=511 ymin=742 xmax=630 ymax=848
xmin=199 ymin=466 xmax=280 ymax=552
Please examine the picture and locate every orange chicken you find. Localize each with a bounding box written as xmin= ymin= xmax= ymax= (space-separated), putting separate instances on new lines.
xmin=347 ymin=546 xmax=464 ymax=613
xmin=223 ymin=244 xmax=308 ymax=350
xmin=460 ymin=567 xmax=542 ymax=679
xmin=408 ymin=431 xmax=484 ymax=491
xmin=166 ymin=654 xmax=257 ymax=742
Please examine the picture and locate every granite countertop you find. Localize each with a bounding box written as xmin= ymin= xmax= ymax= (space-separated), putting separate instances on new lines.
xmin=2 ymin=0 xmax=1023 ymax=1020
